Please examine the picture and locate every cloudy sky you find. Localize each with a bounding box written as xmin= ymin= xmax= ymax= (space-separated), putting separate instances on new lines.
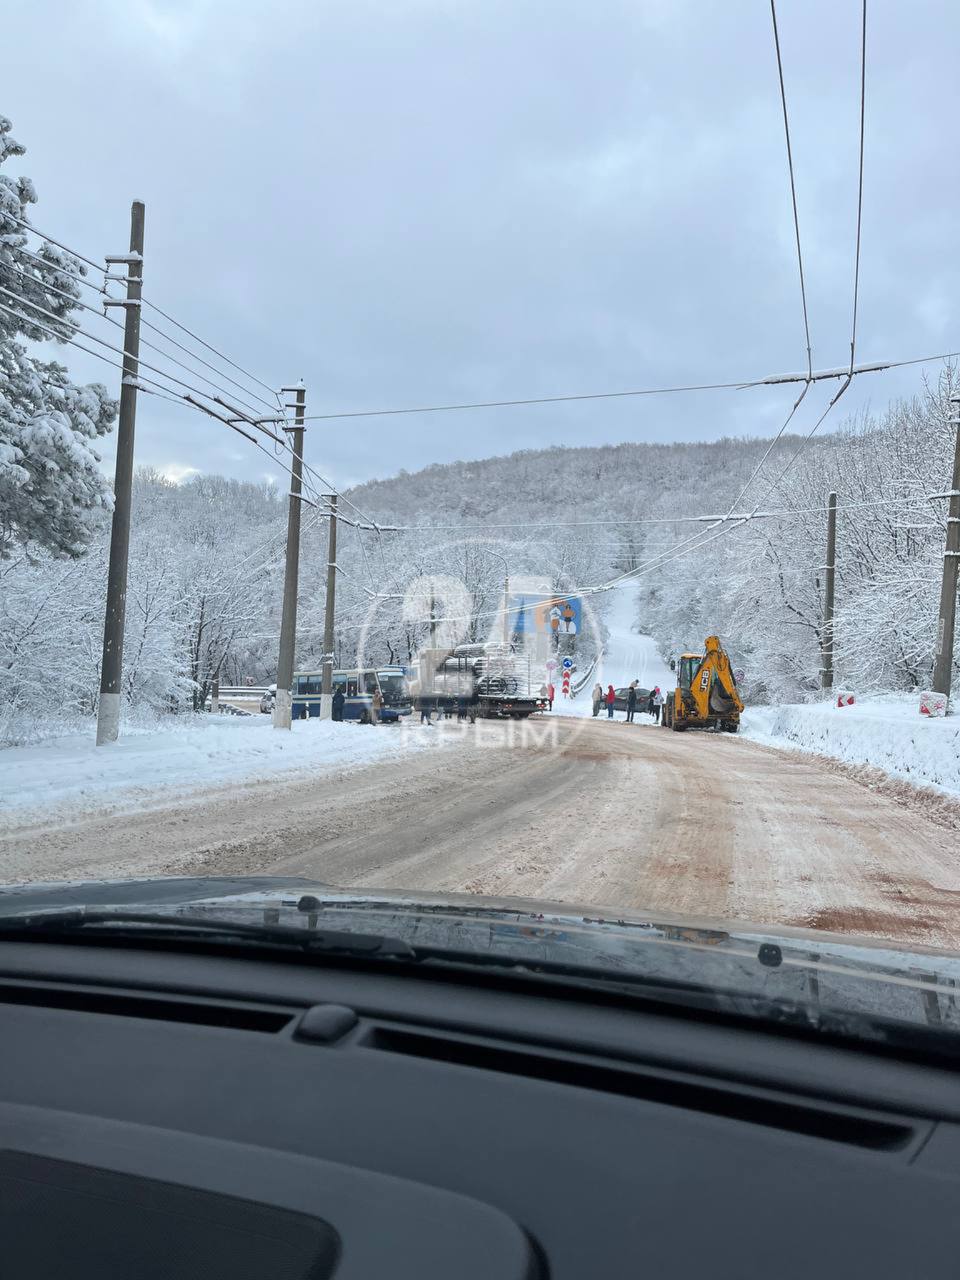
xmin=4 ymin=0 xmax=958 ymax=489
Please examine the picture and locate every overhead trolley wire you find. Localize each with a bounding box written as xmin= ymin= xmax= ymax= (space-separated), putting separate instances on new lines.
xmin=849 ymin=0 xmax=868 ymax=371
xmin=4 ymin=212 xmax=104 ymax=273
xmin=7 ymin=215 xmax=281 ymax=412
xmin=138 ymin=295 xmax=281 ymax=406
xmin=770 ymin=0 xmax=813 ymax=382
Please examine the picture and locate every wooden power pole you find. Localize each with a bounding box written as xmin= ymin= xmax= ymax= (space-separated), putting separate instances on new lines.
xmin=273 ymin=382 xmax=306 ymax=729
xmin=96 ymin=201 xmax=145 ymax=745
xmin=932 ymin=397 xmax=960 ymax=701
xmin=821 ymin=491 xmax=837 ymax=692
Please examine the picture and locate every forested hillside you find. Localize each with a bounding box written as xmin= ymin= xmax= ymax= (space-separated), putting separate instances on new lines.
xmin=2 ymin=369 xmax=957 ymax=742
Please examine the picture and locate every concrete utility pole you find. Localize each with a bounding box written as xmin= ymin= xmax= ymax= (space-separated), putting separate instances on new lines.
xmin=932 ymin=397 xmax=960 ymax=701
xmin=96 ymin=201 xmax=145 ymax=746
xmin=319 ymin=494 xmax=338 ymax=720
xmin=821 ymin=491 xmax=837 ymax=693
xmin=273 ymin=382 xmax=306 ymax=730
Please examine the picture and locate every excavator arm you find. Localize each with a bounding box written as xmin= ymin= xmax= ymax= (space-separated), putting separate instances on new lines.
xmin=669 ymin=635 xmax=743 ymax=731
xmin=696 ymin=635 xmax=744 ymax=717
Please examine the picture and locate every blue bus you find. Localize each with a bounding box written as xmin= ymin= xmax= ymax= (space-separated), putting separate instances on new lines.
xmin=292 ymin=666 xmax=411 ymax=723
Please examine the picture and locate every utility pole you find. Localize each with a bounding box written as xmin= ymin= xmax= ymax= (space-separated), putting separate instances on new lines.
xmin=429 ymin=589 xmax=437 ymax=648
xmin=932 ymin=397 xmax=960 ymax=701
xmin=273 ymin=382 xmax=306 ymax=730
xmin=319 ymin=494 xmax=338 ymax=720
xmin=96 ymin=201 xmax=145 ymax=746
xmin=821 ymin=491 xmax=837 ymax=693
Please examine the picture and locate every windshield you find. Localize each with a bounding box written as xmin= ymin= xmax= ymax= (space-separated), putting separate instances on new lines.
xmin=3 ymin=4 xmax=960 ymax=1048
xmin=378 ymin=674 xmax=406 ymax=700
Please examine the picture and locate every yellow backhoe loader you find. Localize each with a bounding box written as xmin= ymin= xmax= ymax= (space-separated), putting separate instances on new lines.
xmin=661 ymin=635 xmax=743 ymax=733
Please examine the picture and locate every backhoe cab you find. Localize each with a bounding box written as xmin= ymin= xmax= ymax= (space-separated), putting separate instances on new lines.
xmin=662 ymin=635 xmax=742 ymax=733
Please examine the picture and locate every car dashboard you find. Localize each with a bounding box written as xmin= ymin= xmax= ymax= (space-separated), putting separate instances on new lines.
xmin=2 ymin=936 xmax=960 ymax=1278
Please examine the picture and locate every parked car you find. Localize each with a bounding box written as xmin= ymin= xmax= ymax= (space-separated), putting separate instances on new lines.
xmin=609 ymin=686 xmax=651 ymax=713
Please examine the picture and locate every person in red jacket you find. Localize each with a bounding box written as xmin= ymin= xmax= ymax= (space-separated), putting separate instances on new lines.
xmin=605 ymin=684 xmax=616 ymax=719
xmin=546 ymin=682 xmax=555 ymax=711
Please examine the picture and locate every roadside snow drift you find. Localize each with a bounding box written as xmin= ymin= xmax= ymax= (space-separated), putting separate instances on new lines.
xmin=742 ymin=697 xmax=960 ymax=797
xmin=0 ymin=715 xmax=445 ymax=823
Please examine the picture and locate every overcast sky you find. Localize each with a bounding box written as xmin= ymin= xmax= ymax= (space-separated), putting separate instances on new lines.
xmin=4 ymin=0 xmax=958 ymax=490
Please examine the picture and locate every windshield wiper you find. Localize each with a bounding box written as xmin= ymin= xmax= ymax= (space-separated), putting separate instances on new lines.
xmin=0 ymin=909 xmax=415 ymax=958
xmin=0 ymin=907 xmax=736 ymax=1001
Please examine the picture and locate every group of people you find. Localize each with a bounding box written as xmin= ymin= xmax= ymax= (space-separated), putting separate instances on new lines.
xmin=331 ymin=685 xmax=382 ymax=723
xmin=591 ymin=681 xmax=665 ymax=724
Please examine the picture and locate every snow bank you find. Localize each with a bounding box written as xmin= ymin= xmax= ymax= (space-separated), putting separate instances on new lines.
xmin=742 ymin=696 xmax=960 ymax=797
xmin=0 ymin=714 xmax=445 ymax=823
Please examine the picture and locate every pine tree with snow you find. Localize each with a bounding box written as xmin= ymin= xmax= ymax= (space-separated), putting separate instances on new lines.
xmin=0 ymin=114 xmax=117 ymax=558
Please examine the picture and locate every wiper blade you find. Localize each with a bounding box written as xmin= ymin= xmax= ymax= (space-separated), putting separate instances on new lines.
xmin=0 ymin=909 xmax=415 ymax=958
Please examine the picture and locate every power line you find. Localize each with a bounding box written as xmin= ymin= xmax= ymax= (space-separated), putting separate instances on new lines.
xmin=2 ymin=261 xmax=272 ymax=419
xmin=7 ymin=215 xmax=281 ymax=412
xmin=2 ymin=259 xmax=117 ymax=323
xmin=5 ymin=213 xmax=104 ymax=272
xmin=770 ymin=0 xmax=813 ymax=380
xmin=251 ymin=350 xmax=960 ymax=426
xmin=720 ymin=1 xmax=818 ymax=521
xmin=263 ymin=379 xmax=750 ymax=424
xmin=639 ymin=2 xmax=871 ymax=585
xmin=138 ymin=315 xmax=278 ymax=413
xmin=0 ymin=285 xmax=279 ymax=416
xmin=368 ymin=492 xmax=926 ymax=533
xmin=849 ymin=0 xmax=867 ymax=371
xmin=138 ymin=295 xmax=280 ymax=404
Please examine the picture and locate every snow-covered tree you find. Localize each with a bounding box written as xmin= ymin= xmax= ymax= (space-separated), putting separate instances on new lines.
xmin=0 ymin=114 xmax=117 ymax=558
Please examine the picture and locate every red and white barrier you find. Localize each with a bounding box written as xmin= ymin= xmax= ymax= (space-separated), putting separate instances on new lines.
xmin=836 ymin=691 xmax=856 ymax=708
xmin=919 ymin=690 xmax=948 ymax=718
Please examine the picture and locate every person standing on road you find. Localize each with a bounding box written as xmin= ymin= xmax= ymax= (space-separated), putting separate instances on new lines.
xmin=332 ymin=686 xmax=345 ymax=722
xmin=418 ymin=695 xmax=433 ymax=726
xmin=646 ymin=689 xmax=656 ymax=717
xmin=371 ymin=686 xmax=383 ymax=725
xmin=652 ymin=686 xmax=665 ymax=724
xmin=605 ymin=684 xmax=616 ymax=719
xmin=626 ymin=681 xmax=637 ymax=723
xmin=539 ymin=683 xmax=549 ymax=710
xmin=547 ymin=681 xmax=555 ymax=711
xmin=591 ymin=682 xmax=603 ymax=716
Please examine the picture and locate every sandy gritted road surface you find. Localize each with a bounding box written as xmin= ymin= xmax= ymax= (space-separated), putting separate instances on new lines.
xmin=3 ymin=717 xmax=960 ymax=948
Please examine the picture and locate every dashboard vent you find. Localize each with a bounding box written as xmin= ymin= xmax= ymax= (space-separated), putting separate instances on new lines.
xmin=368 ymin=1027 xmax=914 ymax=1151
xmin=0 ymin=981 xmax=293 ymax=1034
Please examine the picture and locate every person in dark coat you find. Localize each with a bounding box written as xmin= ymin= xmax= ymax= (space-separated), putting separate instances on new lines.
xmin=646 ymin=689 xmax=656 ymax=717
xmin=626 ymin=682 xmax=637 ymax=723
xmin=332 ymin=686 xmax=345 ymax=722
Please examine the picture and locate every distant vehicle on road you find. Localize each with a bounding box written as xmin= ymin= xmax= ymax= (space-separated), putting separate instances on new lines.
xmin=608 ymin=686 xmax=651 ymax=713
xmin=292 ymin=667 xmax=410 ymax=724
xmin=412 ymin=643 xmax=540 ymax=719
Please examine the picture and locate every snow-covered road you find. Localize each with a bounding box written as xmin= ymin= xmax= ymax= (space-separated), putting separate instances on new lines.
xmin=3 ymin=715 xmax=959 ymax=950
xmin=561 ymin=585 xmax=673 ymax=718
xmin=0 ymin=714 xmax=446 ymax=824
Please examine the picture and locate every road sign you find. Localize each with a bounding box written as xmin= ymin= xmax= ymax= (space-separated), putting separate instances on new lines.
xmin=561 ymin=656 xmax=573 ymax=670
xmin=545 ymin=658 xmax=558 ymax=672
